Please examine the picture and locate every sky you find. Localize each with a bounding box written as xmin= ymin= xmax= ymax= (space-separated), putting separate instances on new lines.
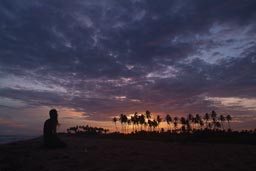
xmin=0 ymin=0 xmax=256 ymax=135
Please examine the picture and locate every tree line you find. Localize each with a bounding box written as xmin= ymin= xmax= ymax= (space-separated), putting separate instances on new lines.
xmin=67 ymin=125 xmax=109 ymax=135
xmin=112 ymin=110 xmax=233 ymax=133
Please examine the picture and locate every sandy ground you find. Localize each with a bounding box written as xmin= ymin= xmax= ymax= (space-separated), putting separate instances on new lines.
xmin=0 ymin=136 xmax=256 ymax=171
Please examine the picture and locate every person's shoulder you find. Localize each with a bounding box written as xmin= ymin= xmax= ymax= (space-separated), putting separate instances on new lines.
xmin=44 ymin=119 xmax=51 ymax=125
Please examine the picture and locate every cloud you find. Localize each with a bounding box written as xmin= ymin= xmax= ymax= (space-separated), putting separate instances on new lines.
xmin=0 ymin=0 xmax=256 ymax=133
xmin=0 ymin=97 xmax=26 ymax=108
xmin=205 ymin=97 xmax=256 ymax=111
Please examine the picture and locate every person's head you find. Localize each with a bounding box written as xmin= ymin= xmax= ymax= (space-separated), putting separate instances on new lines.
xmin=49 ymin=109 xmax=58 ymax=124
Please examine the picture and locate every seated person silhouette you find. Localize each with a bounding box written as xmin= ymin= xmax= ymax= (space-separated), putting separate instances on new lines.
xmin=43 ymin=109 xmax=66 ymax=148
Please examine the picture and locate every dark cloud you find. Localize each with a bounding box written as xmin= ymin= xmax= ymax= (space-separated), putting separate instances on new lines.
xmin=0 ymin=0 xmax=256 ymax=132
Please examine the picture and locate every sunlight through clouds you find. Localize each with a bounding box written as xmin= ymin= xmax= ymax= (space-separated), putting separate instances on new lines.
xmin=206 ymin=97 xmax=256 ymax=111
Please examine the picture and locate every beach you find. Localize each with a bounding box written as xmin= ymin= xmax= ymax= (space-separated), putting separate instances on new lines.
xmin=0 ymin=135 xmax=256 ymax=171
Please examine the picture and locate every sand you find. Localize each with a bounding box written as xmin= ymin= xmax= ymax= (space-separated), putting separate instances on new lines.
xmin=0 ymin=135 xmax=256 ymax=171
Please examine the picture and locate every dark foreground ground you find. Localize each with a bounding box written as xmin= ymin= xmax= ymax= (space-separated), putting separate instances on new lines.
xmin=0 ymin=135 xmax=256 ymax=171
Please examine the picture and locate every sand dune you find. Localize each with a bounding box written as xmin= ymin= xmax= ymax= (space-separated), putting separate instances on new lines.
xmin=0 ymin=135 xmax=256 ymax=171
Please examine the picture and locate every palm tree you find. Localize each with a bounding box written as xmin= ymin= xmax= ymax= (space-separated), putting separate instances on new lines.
xmin=219 ymin=115 xmax=226 ymax=130
xmin=104 ymin=129 xmax=109 ymax=134
xmin=204 ymin=113 xmax=210 ymax=129
xmin=148 ymin=120 xmax=153 ymax=132
xmin=180 ymin=117 xmax=186 ymax=132
xmin=211 ymin=110 xmax=217 ymax=129
xmin=186 ymin=119 xmax=192 ymax=132
xmin=131 ymin=116 xmax=136 ymax=132
xmin=215 ymin=121 xmax=221 ymax=130
xmin=134 ymin=112 xmax=139 ymax=131
xmin=69 ymin=126 xmax=79 ymax=134
xmin=226 ymin=115 xmax=232 ymax=130
xmin=199 ymin=119 xmax=204 ymax=130
xmin=146 ymin=110 xmax=151 ymax=120
xmin=112 ymin=117 xmax=118 ymax=132
xmin=127 ymin=118 xmax=131 ymax=132
xmin=165 ymin=114 xmax=172 ymax=131
xmin=152 ymin=119 xmax=158 ymax=131
xmin=145 ymin=110 xmax=151 ymax=131
xmin=156 ymin=115 xmax=162 ymax=131
xmin=119 ymin=114 xmax=128 ymax=133
xmin=188 ymin=114 xmax=194 ymax=129
xmin=123 ymin=114 xmax=128 ymax=133
xmin=119 ymin=114 xmax=124 ymax=132
xmin=131 ymin=112 xmax=139 ymax=132
xmin=139 ymin=114 xmax=146 ymax=131
xmin=195 ymin=114 xmax=201 ymax=129
xmin=74 ymin=125 xmax=79 ymax=133
xmin=143 ymin=122 xmax=148 ymax=131
xmin=174 ymin=116 xmax=179 ymax=132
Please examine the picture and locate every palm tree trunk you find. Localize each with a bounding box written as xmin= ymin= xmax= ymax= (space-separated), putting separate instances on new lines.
xmin=115 ymin=123 xmax=118 ymax=132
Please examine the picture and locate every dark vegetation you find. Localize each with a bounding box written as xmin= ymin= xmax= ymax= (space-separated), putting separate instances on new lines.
xmin=113 ymin=110 xmax=233 ymax=133
xmin=67 ymin=125 xmax=109 ymax=135
xmin=66 ymin=110 xmax=256 ymax=145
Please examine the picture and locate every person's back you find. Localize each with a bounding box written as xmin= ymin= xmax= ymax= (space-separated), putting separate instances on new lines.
xmin=43 ymin=109 xmax=66 ymax=148
xmin=44 ymin=118 xmax=56 ymax=145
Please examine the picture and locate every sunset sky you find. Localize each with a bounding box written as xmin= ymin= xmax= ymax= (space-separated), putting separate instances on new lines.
xmin=0 ymin=0 xmax=256 ymax=135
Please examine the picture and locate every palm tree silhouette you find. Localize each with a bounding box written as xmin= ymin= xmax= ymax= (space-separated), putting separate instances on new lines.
xmin=69 ymin=126 xmax=79 ymax=134
xmin=165 ymin=114 xmax=172 ymax=131
xmin=131 ymin=116 xmax=135 ymax=132
xmin=186 ymin=119 xmax=192 ymax=132
xmin=219 ymin=115 xmax=226 ymax=130
xmin=180 ymin=117 xmax=186 ymax=132
xmin=204 ymin=113 xmax=210 ymax=129
xmin=215 ymin=121 xmax=221 ymax=130
xmin=211 ymin=110 xmax=217 ymax=129
xmin=188 ymin=114 xmax=194 ymax=129
xmin=133 ymin=112 xmax=139 ymax=132
xmin=119 ymin=114 xmax=128 ymax=133
xmin=152 ymin=119 xmax=158 ymax=131
xmin=139 ymin=114 xmax=146 ymax=131
xmin=148 ymin=120 xmax=153 ymax=132
xmin=156 ymin=115 xmax=162 ymax=131
xmin=226 ymin=115 xmax=232 ymax=130
xmin=110 ymin=110 xmax=234 ymax=134
xmin=112 ymin=117 xmax=118 ymax=132
xmin=199 ymin=119 xmax=204 ymax=130
xmin=127 ymin=118 xmax=131 ymax=132
xmin=146 ymin=110 xmax=151 ymax=120
xmin=174 ymin=116 xmax=179 ymax=132
xmin=195 ymin=114 xmax=201 ymax=130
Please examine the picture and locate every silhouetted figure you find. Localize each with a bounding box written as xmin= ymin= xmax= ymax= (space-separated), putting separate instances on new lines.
xmin=43 ymin=109 xmax=66 ymax=148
